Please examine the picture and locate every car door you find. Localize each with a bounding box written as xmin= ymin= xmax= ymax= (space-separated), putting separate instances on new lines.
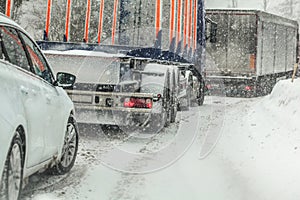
xmin=19 ymin=31 xmax=65 ymax=160
xmin=0 ymin=26 xmax=46 ymax=167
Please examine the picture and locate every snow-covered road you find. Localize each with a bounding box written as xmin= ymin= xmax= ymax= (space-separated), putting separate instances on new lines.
xmin=21 ymin=79 xmax=300 ymax=200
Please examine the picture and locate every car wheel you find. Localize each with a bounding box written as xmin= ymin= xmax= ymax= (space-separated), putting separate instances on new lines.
xmin=0 ymin=131 xmax=24 ymax=200
xmin=52 ymin=115 xmax=78 ymax=175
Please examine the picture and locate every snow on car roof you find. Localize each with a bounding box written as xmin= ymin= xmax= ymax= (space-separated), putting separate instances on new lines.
xmin=143 ymin=63 xmax=170 ymax=73
xmin=43 ymin=49 xmax=126 ymax=58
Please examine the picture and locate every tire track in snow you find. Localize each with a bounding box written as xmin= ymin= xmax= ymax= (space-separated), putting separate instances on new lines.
xmin=107 ymin=110 xmax=200 ymax=200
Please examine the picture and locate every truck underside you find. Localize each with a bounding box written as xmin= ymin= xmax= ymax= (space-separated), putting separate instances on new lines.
xmin=206 ymin=71 xmax=294 ymax=97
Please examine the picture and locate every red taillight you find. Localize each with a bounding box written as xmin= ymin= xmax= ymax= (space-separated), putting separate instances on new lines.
xmin=146 ymin=99 xmax=152 ymax=109
xmin=206 ymin=84 xmax=212 ymax=89
xmin=123 ymin=97 xmax=152 ymax=109
xmin=245 ymin=86 xmax=252 ymax=91
xmin=124 ymin=98 xmax=135 ymax=108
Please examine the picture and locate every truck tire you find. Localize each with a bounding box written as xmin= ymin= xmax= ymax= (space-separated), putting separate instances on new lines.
xmin=180 ymin=95 xmax=190 ymax=111
xmin=182 ymin=87 xmax=191 ymax=111
xmin=197 ymin=80 xmax=205 ymax=106
xmin=257 ymin=76 xmax=276 ymax=96
xmin=170 ymin=107 xmax=176 ymax=123
xmin=164 ymin=108 xmax=171 ymax=127
xmin=170 ymin=97 xmax=177 ymax=123
xmin=101 ymin=125 xmax=124 ymax=136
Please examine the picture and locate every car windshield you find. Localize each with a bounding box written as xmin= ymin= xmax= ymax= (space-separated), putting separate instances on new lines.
xmin=3 ymin=1 xmax=300 ymax=200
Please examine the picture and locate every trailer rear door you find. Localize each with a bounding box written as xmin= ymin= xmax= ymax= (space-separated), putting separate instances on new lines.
xmin=206 ymin=11 xmax=257 ymax=76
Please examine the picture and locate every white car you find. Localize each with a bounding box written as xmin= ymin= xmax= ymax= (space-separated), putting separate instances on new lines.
xmin=0 ymin=15 xmax=78 ymax=200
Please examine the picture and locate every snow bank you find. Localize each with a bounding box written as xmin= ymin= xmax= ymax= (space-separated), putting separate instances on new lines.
xmin=219 ymin=78 xmax=300 ymax=200
xmin=262 ymin=78 xmax=300 ymax=127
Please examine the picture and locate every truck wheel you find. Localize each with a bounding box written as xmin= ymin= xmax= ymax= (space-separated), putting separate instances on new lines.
xmin=0 ymin=131 xmax=24 ymax=200
xmin=170 ymin=107 xmax=176 ymax=123
xmin=197 ymin=82 xmax=205 ymax=106
xmin=165 ymin=109 xmax=171 ymax=127
xmin=170 ymin=97 xmax=177 ymax=123
xmin=184 ymin=89 xmax=191 ymax=110
xmin=180 ymin=95 xmax=190 ymax=111
xmin=51 ymin=115 xmax=78 ymax=175
xmin=102 ymin=125 xmax=124 ymax=136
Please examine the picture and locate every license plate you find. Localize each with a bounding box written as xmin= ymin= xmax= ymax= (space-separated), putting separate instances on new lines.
xmin=71 ymin=95 xmax=92 ymax=103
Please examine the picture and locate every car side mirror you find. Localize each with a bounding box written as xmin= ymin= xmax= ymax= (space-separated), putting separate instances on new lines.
xmin=56 ymin=72 xmax=76 ymax=89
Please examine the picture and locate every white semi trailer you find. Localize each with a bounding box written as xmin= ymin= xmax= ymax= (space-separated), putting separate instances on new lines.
xmin=205 ymin=9 xmax=299 ymax=97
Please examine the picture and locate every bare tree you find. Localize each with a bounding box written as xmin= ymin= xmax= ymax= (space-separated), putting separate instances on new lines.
xmin=15 ymin=0 xmax=107 ymax=42
xmin=275 ymin=0 xmax=299 ymax=18
xmin=263 ymin=0 xmax=270 ymax=11
xmin=232 ymin=0 xmax=237 ymax=8
xmin=0 ymin=0 xmax=26 ymax=20
xmin=289 ymin=0 xmax=293 ymax=15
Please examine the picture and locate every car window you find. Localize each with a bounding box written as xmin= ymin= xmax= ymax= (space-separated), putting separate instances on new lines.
xmin=19 ymin=32 xmax=54 ymax=84
xmin=0 ymin=26 xmax=29 ymax=71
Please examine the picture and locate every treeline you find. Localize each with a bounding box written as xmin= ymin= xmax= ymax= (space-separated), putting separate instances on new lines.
xmin=0 ymin=0 xmax=161 ymax=47
xmin=0 ymin=0 xmax=115 ymax=42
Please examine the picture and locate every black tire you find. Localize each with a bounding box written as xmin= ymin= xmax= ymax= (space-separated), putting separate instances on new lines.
xmin=164 ymin=109 xmax=171 ymax=127
xmin=197 ymin=81 xmax=205 ymax=106
xmin=164 ymin=88 xmax=172 ymax=127
xmin=0 ymin=131 xmax=24 ymax=200
xmin=51 ymin=115 xmax=78 ymax=175
xmin=170 ymin=106 xmax=176 ymax=123
xmin=170 ymin=97 xmax=177 ymax=123
xmin=256 ymin=76 xmax=276 ymax=96
xmin=102 ymin=125 xmax=127 ymax=138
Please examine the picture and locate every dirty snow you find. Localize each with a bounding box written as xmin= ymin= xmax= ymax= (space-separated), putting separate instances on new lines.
xmin=21 ymin=79 xmax=300 ymax=200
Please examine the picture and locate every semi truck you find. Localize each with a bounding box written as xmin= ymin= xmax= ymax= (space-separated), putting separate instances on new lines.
xmin=205 ymin=9 xmax=299 ymax=97
xmin=41 ymin=47 xmax=168 ymax=133
xmin=36 ymin=0 xmax=215 ymax=133
xmin=40 ymin=44 xmax=204 ymax=133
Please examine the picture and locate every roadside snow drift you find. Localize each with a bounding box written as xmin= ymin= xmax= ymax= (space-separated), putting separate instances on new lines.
xmin=263 ymin=78 xmax=300 ymax=128
xmin=219 ymin=78 xmax=300 ymax=200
